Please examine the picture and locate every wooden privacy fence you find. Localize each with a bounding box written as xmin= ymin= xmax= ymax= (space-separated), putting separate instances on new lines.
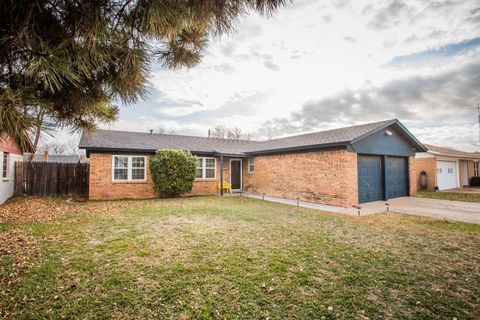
xmin=14 ymin=162 xmax=89 ymax=198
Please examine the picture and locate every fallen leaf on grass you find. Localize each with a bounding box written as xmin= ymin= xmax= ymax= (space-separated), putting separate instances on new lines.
xmin=0 ymin=229 xmax=39 ymax=286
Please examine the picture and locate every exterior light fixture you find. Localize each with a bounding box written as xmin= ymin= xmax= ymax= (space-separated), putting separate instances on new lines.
xmin=385 ymin=130 xmax=393 ymax=136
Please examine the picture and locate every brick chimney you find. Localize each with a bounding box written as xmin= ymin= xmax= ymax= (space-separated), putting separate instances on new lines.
xmin=43 ymin=150 xmax=48 ymax=162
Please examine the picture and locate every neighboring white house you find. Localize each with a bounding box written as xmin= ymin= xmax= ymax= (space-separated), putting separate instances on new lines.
xmin=0 ymin=134 xmax=34 ymax=204
xmin=415 ymin=144 xmax=480 ymax=191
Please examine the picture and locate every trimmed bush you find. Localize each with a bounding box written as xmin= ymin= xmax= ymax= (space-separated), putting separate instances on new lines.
xmin=150 ymin=150 xmax=197 ymax=197
xmin=471 ymin=176 xmax=480 ymax=186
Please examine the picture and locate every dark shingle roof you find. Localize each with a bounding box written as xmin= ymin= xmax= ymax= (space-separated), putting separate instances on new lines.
xmin=80 ymin=119 xmax=423 ymax=155
xmin=245 ymin=120 xmax=395 ymax=153
xmin=424 ymin=144 xmax=480 ymax=159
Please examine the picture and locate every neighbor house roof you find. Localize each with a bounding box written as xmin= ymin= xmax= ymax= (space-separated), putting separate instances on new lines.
xmin=424 ymin=144 xmax=480 ymax=159
xmin=79 ymin=119 xmax=427 ymax=156
xmin=29 ymin=154 xmax=81 ymax=163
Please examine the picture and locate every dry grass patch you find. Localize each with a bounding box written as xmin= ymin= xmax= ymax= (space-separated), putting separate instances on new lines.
xmin=0 ymin=196 xmax=479 ymax=319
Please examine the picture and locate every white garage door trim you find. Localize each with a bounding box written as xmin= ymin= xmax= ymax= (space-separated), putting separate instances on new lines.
xmin=436 ymin=160 xmax=459 ymax=190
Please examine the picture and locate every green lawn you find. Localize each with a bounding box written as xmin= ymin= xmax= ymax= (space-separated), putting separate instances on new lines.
xmin=417 ymin=190 xmax=480 ymax=203
xmin=1 ymin=196 xmax=479 ymax=319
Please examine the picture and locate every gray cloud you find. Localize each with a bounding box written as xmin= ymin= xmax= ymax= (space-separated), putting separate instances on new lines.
xmin=220 ymin=43 xmax=236 ymax=56
xmin=208 ymin=63 xmax=235 ymax=73
xmin=258 ymin=62 xmax=480 ymax=141
xmin=343 ymin=36 xmax=357 ymax=43
xmin=263 ymin=60 xmax=280 ymax=71
xmin=367 ymin=1 xmax=414 ymax=30
xmin=322 ymin=15 xmax=331 ymax=23
xmin=333 ymin=0 xmax=350 ymax=10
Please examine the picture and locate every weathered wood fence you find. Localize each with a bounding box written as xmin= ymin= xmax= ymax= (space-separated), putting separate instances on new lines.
xmin=14 ymin=162 xmax=89 ymax=198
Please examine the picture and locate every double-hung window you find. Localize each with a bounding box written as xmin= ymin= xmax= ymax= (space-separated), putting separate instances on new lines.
xmin=248 ymin=158 xmax=255 ymax=173
xmin=112 ymin=155 xmax=146 ymax=181
xmin=474 ymin=161 xmax=479 ymax=177
xmin=2 ymin=152 xmax=9 ymax=179
xmin=196 ymin=157 xmax=216 ymax=179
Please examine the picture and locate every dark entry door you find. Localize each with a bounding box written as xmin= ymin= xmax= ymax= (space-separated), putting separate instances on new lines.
xmin=230 ymin=160 xmax=241 ymax=190
xmin=386 ymin=157 xmax=407 ymax=199
xmin=358 ymin=155 xmax=383 ymax=203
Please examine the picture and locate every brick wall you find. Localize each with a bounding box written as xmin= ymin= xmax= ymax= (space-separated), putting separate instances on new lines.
xmin=408 ymin=157 xmax=417 ymax=196
xmin=243 ymin=150 xmax=358 ymax=207
xmin=88 ymin=153 xmax=221 ymax=200
xmin=414 ymin=157 xmax=437 ymax=191
xmin=467 ymin=160 xmax=475 ymax=185
xmin=89 ymin=153 xmax=156 ymax=200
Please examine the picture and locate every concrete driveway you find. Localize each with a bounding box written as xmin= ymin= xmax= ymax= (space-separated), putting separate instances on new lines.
xmin=348 ymin=197 xmax=480 ymax=224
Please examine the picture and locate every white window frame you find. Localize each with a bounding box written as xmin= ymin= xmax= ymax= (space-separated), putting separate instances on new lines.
xmin=112 ymin=155 xmax=147 ymax=182
xmin=248 ymin=158 xmax=255 ymax=173
xmin=2 ymin=152 xmax=9 ymax=179
xmin=474 ymin=161 xmax=479 ymax=177
xmin=195 ymin=157 xmax=216 ymax=180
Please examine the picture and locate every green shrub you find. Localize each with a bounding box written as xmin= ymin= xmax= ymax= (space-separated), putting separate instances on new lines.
xmin=471 ymin=176 xmax=480 ymax=186
xmin=149 ymin=150 xmax=197 ymax=197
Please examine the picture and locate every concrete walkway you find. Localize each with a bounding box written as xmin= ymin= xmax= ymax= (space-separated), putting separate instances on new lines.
xmin=242 ymin=193 xmax=480 ymax=224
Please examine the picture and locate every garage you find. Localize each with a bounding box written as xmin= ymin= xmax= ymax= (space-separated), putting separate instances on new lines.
xmin=436 ymin=161 xmax=457 ymax=190
xmin=385 ymin=156 xmax=407 ymax=199
xmin=358 ymin=155 xmax=383 ymax=203
xmin=357 ymin=155 xmax=408 ymax=203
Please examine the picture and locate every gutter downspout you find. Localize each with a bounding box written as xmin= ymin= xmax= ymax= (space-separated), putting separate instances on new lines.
xmin=220 ymin=155 xmax=224 ymax=196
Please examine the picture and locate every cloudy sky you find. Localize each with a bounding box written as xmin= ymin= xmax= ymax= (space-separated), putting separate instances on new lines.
xmin=105 ymin=0 xmax=480 ymax=151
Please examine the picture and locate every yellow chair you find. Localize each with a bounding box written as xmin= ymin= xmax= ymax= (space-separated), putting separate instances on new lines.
xmin=218 ymin=181 xmax=232 ymax=194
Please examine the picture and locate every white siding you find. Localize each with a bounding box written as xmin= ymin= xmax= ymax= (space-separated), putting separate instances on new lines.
xmin=0 ymin=152 xmax=23 ymax=204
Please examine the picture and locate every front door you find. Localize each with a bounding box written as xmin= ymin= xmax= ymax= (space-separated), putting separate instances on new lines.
xmin=230 ymin=160 xmax=242 ymax=190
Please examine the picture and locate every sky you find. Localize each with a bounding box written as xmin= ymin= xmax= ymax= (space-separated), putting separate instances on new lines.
xmin=70 ymin=0 xmax=480 ymax=151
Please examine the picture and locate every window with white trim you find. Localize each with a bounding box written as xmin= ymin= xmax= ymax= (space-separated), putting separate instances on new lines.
xmin=474 ymin=161 xmax=479 ymax=177
xmin=2 ymin=152 xmax=9 ymax=179
xmin=112 ymin=156 xmax=146 ymax=181
xmin=248 ymin=158 xmax=255 ymax=173
xmin=195 ymin=157 xmax=216 ymax=179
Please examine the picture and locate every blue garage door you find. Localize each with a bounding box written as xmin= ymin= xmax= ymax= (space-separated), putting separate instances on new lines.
xmin=386 ymin=157 xmax=407 ymax=199
xmin=358 ymin=155 xmax=383 ymax=203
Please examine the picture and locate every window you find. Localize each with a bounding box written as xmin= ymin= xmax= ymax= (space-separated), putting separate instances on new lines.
xmin=2 ymin=152 xmax=9 ymax=179
xmin=475 ymin=161 xmax=479 ymax=177
xmin=448 ymin=168 xmax=453 ymax=174
xmin=112 ymin=156 xmax=146 ymax=181
xmin=195 ymin=157 xmax=216 ymax=179
xmin=437 ymin=168 xmax=442 ymax=174
xmin=248 ymin=158 xmax=255 ymax=173
xmin=131 ymin=157 xmax=146 ymax=180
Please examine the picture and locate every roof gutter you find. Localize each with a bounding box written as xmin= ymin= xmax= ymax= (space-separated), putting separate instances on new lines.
xmin=79 ymin=146 xmax=247 ymax=158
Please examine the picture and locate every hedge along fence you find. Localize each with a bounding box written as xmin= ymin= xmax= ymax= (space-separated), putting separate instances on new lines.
xmin=14 ymin=162 xmax=89 ymax=198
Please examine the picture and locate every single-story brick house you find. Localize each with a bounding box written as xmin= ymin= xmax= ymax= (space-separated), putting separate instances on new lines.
xmin=79 ymin=119 xmax=427 ymax=207
xmin=415 ymin=144 xmax=480 ymax=191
